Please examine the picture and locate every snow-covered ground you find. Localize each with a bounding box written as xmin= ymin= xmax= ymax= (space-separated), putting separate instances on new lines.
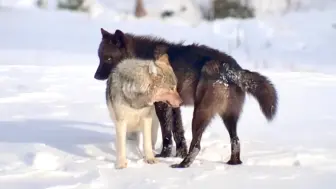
xmin=1 ymin=2 xmax=336 ymax=189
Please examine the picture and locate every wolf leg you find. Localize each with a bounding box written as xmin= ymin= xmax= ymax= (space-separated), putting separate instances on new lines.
xmin=115 ymin=120 xmax=128 ymax=169
xmin=221 ymin=114 xmax=242 ymax=165
xmin=142 ymin=115 xmax=158 ymax=164
xmin=171 ymin=87 xmax=217 ymax=168
xmin=107 ymin=102 xmax=128 ymax=168
xmin=172 ymin=107 xmax=188 ymax=158
xmin=219 ymin=83 xmax=245 ymax=165
xmin=151 ymin=111 xmax=159 ymax=149
xmin=171 ymin=103 xmax=215 ymax=168
xmin=154 ymin=102 xmax=173 ymax=157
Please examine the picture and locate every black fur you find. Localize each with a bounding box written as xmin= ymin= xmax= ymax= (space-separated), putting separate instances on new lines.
xmin=94 ymin=28 xmax=278 ymax=168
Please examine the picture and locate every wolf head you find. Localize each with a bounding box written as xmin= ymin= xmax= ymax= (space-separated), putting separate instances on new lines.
xmin=94 ymin=28 xmax=128 ymax=80
xmin=149 ymin=53 xmax=183 ymax=108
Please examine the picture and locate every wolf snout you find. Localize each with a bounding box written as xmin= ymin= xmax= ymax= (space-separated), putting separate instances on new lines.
xmin=172 ymin=100 xmax=183 ymax=107
xmin=168 ymin=93 xmax=183 ymax=108
xmin=154 ymin=89 xmax=183 ymax=107
xmin=94 ymin=73 xmax=104 ymax=80
xmin=94 ymin=63 xmax=112 ymax=80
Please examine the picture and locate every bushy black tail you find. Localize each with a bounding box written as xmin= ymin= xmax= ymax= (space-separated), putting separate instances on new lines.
xmin=234 ymin=69 xmax=278 ymax=121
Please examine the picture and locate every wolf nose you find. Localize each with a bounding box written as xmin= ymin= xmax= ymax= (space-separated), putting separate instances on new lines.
xmin=94 ymin=73 xmax=105 ymax=80
xmin=94 ymin=74 xmax=101 ymax=80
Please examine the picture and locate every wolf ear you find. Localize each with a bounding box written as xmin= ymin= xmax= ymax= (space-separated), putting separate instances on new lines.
xmin=115 ymin=29 xmax=124 ymax=37
xmin=156 ymin=54 xmax=170 ymax=65
xmin=112 ymin=29 xmax=126 ymax=47
xmin=148 ymin=61 xmax=158 ymax=76
xmin=101 ymin=28 xmax=111 ymax=39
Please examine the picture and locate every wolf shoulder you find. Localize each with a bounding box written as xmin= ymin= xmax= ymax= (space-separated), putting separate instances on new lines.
xmin=110 ymin=59 xmax=153 ymax=90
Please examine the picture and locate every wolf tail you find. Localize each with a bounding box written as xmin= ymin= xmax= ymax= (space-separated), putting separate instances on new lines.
xmin=233 ymin=69 xmax=278 ymax=121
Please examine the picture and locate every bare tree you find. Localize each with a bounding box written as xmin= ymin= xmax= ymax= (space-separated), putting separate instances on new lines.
xmin=36 ymin=0 xmax=48 ymax=9
xmin=135 ymin=0 xmax=147 ymax=18
xmin=212 ymin=0 xmax=254 ymax=19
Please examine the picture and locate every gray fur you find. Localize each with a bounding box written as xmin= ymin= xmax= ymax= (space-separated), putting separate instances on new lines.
xmin=105 ymin=56 xmax=181 ymax=169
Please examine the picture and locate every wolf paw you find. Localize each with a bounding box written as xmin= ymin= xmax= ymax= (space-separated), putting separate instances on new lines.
xmin=170 ymin=162 xmax=190 ymax=168
xmin=144 ymin=157 xmax=159 ymax=164
xmin=115 ymin=159 xmax=128 ymax=169
xmin=155 ymin=147 xmax=172 ymax=158
xmin=227 ymin=159 xmax=242 ymax=165
xmin=155 ymin=152 xmax=171 ymax=158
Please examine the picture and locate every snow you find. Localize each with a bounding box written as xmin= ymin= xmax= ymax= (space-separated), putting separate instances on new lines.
xmin=1 ymin=2 xmax=336 ymax=189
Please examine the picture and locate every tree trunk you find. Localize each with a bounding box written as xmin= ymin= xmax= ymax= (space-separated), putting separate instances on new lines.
xmin=135 ymin=0 xmax=147 ymax=18
xmin=37 ymin=0 xmax=48 ymax=9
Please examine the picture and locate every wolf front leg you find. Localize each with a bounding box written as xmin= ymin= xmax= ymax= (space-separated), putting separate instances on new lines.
xmin=151 ymin=111 xmax=160 ymax=149
xmin=115 ymin=120 xmax=128 ymax=169
xmin=142 ymin=114 xmax=158 ymax=164
xmin=172 ymin=107 xmax=188 ymax=158
xmin=154 ymin=102 xmax=173 ymax=157
xmin=154 ymin=102 xmax=187 ymax=158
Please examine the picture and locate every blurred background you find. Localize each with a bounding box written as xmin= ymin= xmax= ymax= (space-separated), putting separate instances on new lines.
xmin=1 ymin=0 xmax=336 ymax=72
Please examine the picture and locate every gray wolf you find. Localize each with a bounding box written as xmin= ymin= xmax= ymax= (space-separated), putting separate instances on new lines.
xmin=95 ymin=28 xmax=278 ymax=168
xmin=106 ymin=51 xmax=182 ymax=169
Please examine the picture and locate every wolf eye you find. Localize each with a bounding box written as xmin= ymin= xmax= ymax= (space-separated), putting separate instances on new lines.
xmin=107 ymin=57 xmax=112 ymax=61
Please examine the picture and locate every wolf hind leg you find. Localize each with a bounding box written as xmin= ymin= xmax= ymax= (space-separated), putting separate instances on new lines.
xmin=220 ymin=85 xmax=245 ymax=165
xmin=221 ymin=114 xmax=242 ymax=165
